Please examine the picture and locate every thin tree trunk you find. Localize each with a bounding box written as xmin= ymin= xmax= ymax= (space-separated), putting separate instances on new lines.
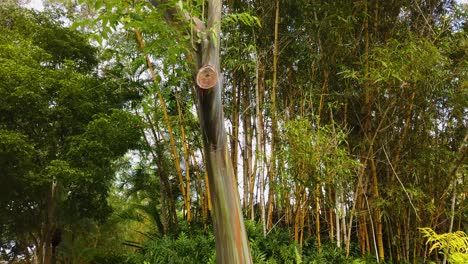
xmin=244 ymin=84 xmax=253 ymax=215
xmin=315 ymin=184 xmax=322 ymax=254
xmin=363 ymin=0 xmax=371 ymax=255
xmin=306 ymin=202 xmax=312 ymax=240
xmin=231 ymin=74 xmax=239 ymax=183
xmin=249 ymin=140 xmax=256 ymax=221
xmin=328 ymin=187 xmax=334 ymax=243
xmin=405 ymin=209 xmax=410 ymax=262
xmin=370 ymin=155 xmax=385 ymax=261
xmin=267 ymin=0 xmax=280 ymax=231
xmin=336 ymin=191 xmax=341 ymax=248
xmin=365 ymin=192 xmax=380 ymax=263
xmin=255 ymin=59 xmax=266 ymax=235
xmin=175 ymin=89 xmax=192 ymax=222
xmin=240 ymin=77 xmax=254 ymax=218
xmin=397 ymin=224 xmax=402 ymax=262
xmin=140 ymin=122 xmax=169 ymax=233
xmin=299 ymin=193 xmax=307 ymax=248
xmin=139 ymin=108 xmax=179 ymax=232
xmin=191 ymin=149 xmax=207 ymax=228
xmin=154 ymin=123 xmax=180 ymax=231
xmin=341 ymin=195 xmax=347 ymax=249
xmin=293 ymin=186 xmax=302 ymax=243
xmin=358 ymin=189 xmax=367 ymax=256
xmin=41 ymin=181 xmax=58 ymax=264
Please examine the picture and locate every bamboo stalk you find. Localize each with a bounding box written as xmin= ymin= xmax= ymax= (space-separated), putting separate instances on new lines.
xmin=255 ymin=58 xmax=266 ymax=235
xmin=315 ymin=184 xmax=322 ymax=254
xmin=299 ymin=193 xmax=306 ymax=248
xmin=267 ymin=0 xmax=280 ymax=231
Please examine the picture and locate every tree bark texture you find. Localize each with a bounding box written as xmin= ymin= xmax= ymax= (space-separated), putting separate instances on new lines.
xmin=194 ymin=2 xmax=252 ymax=262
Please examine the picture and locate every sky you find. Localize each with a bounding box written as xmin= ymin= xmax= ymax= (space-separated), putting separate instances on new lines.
xmin=27 ymin=0 xmax=43 ymax=11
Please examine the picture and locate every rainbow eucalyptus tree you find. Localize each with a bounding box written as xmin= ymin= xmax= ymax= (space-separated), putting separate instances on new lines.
xmin=149 ymin=0 xmax=252 ymax=263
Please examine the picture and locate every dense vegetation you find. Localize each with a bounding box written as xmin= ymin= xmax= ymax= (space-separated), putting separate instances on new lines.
xmin=0 ymin=0 xmax=466 ymax=263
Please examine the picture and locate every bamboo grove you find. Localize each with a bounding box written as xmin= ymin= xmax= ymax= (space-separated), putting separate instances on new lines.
xmin=1 ymin=0 xmax=467 ymax=263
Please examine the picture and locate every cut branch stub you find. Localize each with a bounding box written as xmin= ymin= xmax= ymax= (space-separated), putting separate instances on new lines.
xmin=196 ymin=65 xmax=218 ymax=89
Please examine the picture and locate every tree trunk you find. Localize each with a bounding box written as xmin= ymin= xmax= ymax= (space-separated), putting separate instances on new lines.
xmin=267 ymin=0 xmax=280 ymax=231
xmin=241 ymin=81 xmax=253 ymax=216
xmin=255 ymin=58 xmax=266 ymax=235
xmin=192 ymin=149 xmax=207 ymax=228
xmin=335 ymin=191 xmax=341 ymax=248
xmin=315 ymin=184 xmax=322 ymax=254
xmin=299 ymin=193 xmax=307 ymax=248
xmin=230 ymin=75 xmax=238 ymax=181
xmin=293 ymin=186 xmax=302 ymax=243
xmin=341 ymin=196 xmax=347 ymax=249
xmin=139 ymin=120 xmax=169 ymax=233
xmin=145 ymin=1 xmax=252 ymax=261
xmin=193 ymin=1 xmax=252 ymax=262
xmin=370 ymin=156 xmax=385 ymax=261
xmin=175 ymin=90 xmax=192 ymax=222
xmin=39 ymin=181 xmax=58 ymax=264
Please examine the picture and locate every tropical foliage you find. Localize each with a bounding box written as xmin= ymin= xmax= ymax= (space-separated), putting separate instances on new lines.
xmin=420 ymin=228 xmax=468 ymax=264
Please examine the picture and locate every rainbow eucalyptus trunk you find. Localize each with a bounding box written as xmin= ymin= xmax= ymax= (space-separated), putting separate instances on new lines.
xmin=149 ymin=0 xmax=252 ymax=263
xmin=194 ymin=3 xmax=252 ymax=263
